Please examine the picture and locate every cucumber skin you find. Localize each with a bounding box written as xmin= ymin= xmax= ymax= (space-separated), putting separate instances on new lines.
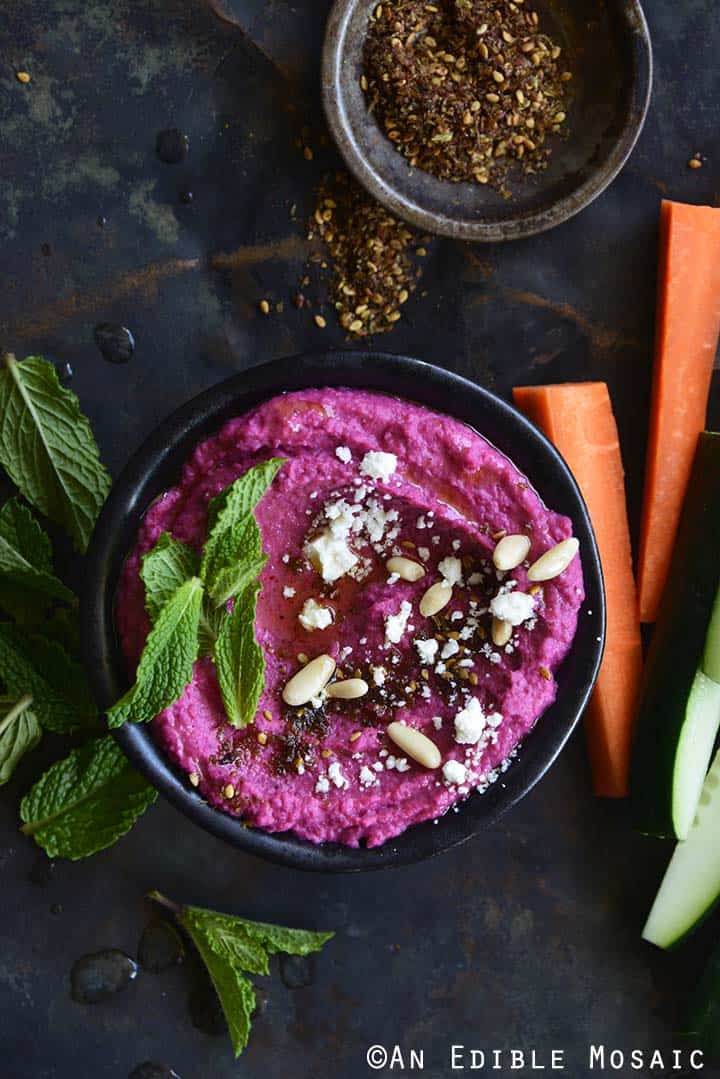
xmin=631 ymin=433 xmax=720 ymax=839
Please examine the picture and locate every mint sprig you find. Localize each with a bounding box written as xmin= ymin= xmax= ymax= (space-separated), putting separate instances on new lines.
xmin=107 ymin=577 xmax=204 ymax=728
xmin=201 ymin=458 xmax=284 ymax=608
xmin=141 ymin=532 xmax=200 ymax=623
xmin=0 ymin=498 xmax=75 ymax=609
xmin=116 ymin=459 xmax=285 ymax=732
xmin=0 ymin=624 xmax=97 ymax=732
xmin=20 ymin=736 xmax=157 ymax=859
xmin=0 ymin=354 xmax=111 ymax=552
xmin=215 ymin=582 xmax=265 ymax=728
xmin=0 ymin=695 xmax=41 ymax=785
xmin=150 ymin=891 xmax=333 ymax=1056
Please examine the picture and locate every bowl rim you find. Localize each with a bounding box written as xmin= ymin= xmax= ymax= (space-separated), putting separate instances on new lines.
xmin=321 ymin=0 xmax=653 ymax=241
xmin=81 ymin=351 xmax=606 ymax=872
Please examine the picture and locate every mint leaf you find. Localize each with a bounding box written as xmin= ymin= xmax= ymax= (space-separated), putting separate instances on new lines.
xmin=150 ymin=892 xmax=333 ymax=1057
xmin=201 ymin=458 xmax=284 ymax=607
xmin=214 ymin=583 xmax=264 ymax=728
xmin=107 ymin=577 xmax=203 ymax=728
xmin=182 ymin=913 xmax=257 ymax=1055
xmin=0 ymin=354 xmax=111 ymax=552
xmin=141 ymin=532 xmax=200 ymax=622
xmin=0 ymin=695 xmax=41 ymax=785
xmin=20 ymin=736 xmax=157 ymax=859
xmin=205 ymin=517 xmax=266 ymax=610
xmin=0 ymin=498 xmax=75 ymax=609
xmin=0 ymin=624 xmax=96 ymax=732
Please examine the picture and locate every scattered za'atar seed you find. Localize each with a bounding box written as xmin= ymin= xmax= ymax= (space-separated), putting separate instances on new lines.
xmin=303 ymin=171 xmax=427 ymax=337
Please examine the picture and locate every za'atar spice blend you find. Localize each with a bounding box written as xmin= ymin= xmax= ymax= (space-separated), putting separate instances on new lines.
xmin=362 ymin=0 xmax=572 ymax=194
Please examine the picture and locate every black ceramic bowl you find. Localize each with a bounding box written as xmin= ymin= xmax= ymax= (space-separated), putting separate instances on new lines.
xmin=322 ymin=0 xmax=652 ymax=241
xmin=82 ymin=353 xmax=605 ymax=872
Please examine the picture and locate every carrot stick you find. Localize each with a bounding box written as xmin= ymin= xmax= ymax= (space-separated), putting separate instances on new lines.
xmin=514 ymin=382 xmax=643 ymax=797
xmin=638 ymin=200 xmax=720 ymax=623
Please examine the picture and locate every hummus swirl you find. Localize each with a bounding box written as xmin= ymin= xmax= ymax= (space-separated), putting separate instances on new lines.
xmin=117 ymin=388 xmax=584 ymax=847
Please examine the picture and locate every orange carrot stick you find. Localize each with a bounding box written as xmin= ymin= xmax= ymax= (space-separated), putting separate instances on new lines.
xmin=638 ymin=200 xmax=720 ymax=623
xmin=514 ymin=382 xmax=643 ymax=797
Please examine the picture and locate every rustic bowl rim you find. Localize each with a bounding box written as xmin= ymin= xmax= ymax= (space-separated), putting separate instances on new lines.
xmin=81 ymin=351 xmax=605 ymax=872
xmin=321 ymin=0 xmax=653 ymax=241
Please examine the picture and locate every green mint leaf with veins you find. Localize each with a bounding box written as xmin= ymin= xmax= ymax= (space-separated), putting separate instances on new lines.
xmin=107 ymin=576 xmax=203 ymax=728
xmin=206 ymin=517 xmax=267 ymax=610
xmin=20 ymin=735 xmax=157 ymax=859
xmin=201 ymin=458 xmax=284 ymax=607
xmin=0 ymin=624 xmax=96 ymax=732
xmin=214 ymin=582 xmax=265 ymax=728
xmin=0 ymin=695 xmax=41 ymax=786
xmin=141 ymin=532 xmax=200 ymax=623
xmin=0 ymin=498 xmax=75 ymax=605
xmin=0 ymin=354 xmax=111 ymax=552
xmin=149 ymin=892 xmax=333 ymax=1057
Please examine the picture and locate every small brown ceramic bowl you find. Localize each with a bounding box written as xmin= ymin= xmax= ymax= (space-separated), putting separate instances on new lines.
xmin=322 ymin=0 xmax=652 ymax=241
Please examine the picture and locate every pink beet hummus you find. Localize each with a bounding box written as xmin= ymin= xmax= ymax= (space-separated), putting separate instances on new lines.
xmin=116 ymin=388 xmax=584 ymax=847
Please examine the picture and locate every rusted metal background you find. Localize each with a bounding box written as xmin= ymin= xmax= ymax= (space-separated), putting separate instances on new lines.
xmin=1 ymin=1 xmax=720 ymax=1076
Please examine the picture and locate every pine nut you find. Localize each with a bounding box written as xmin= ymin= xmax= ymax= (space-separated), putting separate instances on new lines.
xmin=282 ymin=654 xmax=336 ymax=706
xmin=491 ymin=617 xmax=513 ymax=647
xmin=386 ymin=721 xmax=442 ymax=769
xmin=527 ymin=537 xmax=579 ymax=582
xmin=493 ymin=533 xmax=531 ymax=571
xmin=419 ymin=580 xmax=453 ymax=617
xmin=326 ymin=678 xmax=369 ymax=700
xmin=386 ymin=556 xmax=425 ymax=582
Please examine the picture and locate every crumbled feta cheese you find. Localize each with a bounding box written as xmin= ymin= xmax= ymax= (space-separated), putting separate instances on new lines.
xmin=315 ymin=776 xmax=330 ymax=794
xmin=282 ymin=553 xmax=290 ymax=564
xmin=467 ymin=572 xmax=483 ymax=586
xmin=327 ymin=761 xmax=349 ymax=790
xmin=298 ymin=598 xmax=333 ymax=631
xmin=417 ymin=546 xmax=430 ymax=561
xmin=372 ymin=666 xmax=387 ymax=686
xmin=304 ymin=530 xmax=358 ymax=582
xmin=454 ymin=698 xmax=486 ymax=744
xmin=360 ymin=450 xmax=397 ymax=482
xmin=386 ymin=755 xmax=411 ymax=773
xmin=359 ymin=765 xmax=379 ymax=789
xmin=443 ymin=760 xmax=468 ymax=785
xmin=335 ymin=445 xmax=352 ymax=464
xmin=385 ymin=600 xmax=412 ymax=645
xmin=432 ymin=715 xmax=443 ymax=731
xmin=452 ymin=539 xmax=461 ymax=551
xmin=440 ymin=638 xmax=459 ymax=660
xmin=438 ymin=555 xmax=463 ymax=586
xmin=490 ymin=590 xmax=535 ymax=626
xmin=283 ymin=586 xmax=296 ymax=598
xmin=325 ymin=498 xmax=359 ymax=537
xmin=415 ymin=638 xmax=439 ymax=665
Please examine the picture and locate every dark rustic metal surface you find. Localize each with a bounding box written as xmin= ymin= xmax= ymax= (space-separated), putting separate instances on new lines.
xmin=1 ymin=1 xmax=720 ymax=1077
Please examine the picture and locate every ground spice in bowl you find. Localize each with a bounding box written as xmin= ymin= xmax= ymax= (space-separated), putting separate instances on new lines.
xmin=301 ymin=171 xmax=428 ymax=337
xmin=362 ymin=0 xmax=572 ymax=194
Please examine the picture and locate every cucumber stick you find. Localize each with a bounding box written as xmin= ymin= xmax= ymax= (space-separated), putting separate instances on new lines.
xmin=672 ymin=671 xmax=720 ymax=840
xmin=632 ymin=432 xmax=720 ymax=840
xmin=643 ymin=746 xmax=720 ymax=949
